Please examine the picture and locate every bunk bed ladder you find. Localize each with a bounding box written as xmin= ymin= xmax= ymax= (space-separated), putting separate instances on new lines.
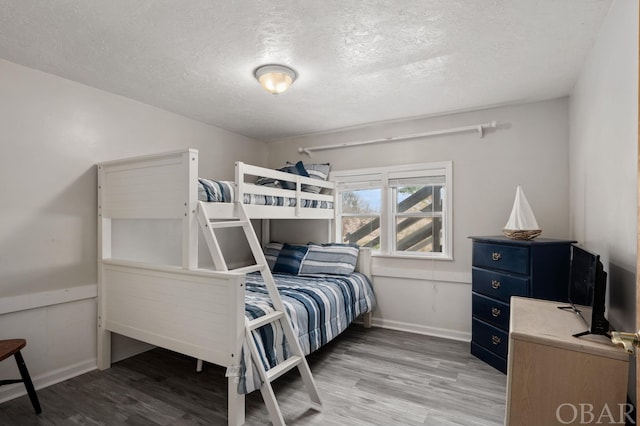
xmin=197 ymin=201 xmax=322 ymax=426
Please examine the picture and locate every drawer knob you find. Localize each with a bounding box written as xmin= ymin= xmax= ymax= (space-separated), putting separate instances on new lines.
xmin=491 ymin=307 xmax=501 ymax=317
xmin=491 ymin=335 xmax=501 ymax=345
xmin=491 ymin=280 xmax=501 ymax=289
xmin=492 ymin=252 xmax=502 ymax=261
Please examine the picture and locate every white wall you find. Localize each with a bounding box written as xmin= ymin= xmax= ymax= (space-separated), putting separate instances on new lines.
xmin=0 ymin=59 xmax=267 ymax=403
xmin=569 ymin=0 xmax=638 ymax=400
xmin=268 ymin=98 xmax=571 ymax=339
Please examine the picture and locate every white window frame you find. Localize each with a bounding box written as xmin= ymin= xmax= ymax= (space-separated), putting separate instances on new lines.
xmin=331 ymin=161 xmax=453 ymax=260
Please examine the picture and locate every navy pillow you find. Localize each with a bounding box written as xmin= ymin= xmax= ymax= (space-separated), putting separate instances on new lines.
xmin=255 ymin=161 xmax=309 ymax=190
xmin=273 ymin=243 xmax=309 ymax=275
xmin=278 ymin=161 xmax=309 ymax=190
xmin=287 ymin=162 xmax=330 ymax=193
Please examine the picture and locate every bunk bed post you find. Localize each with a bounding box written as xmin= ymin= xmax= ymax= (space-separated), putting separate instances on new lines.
xmin=228 ymin=381 xmax=245 ymax=425
xmin=332 ymin=183 xmax=340 ymax=243
xmin=261 ymin=219 xmax=270 ymax=247
xmin=357 ymin=248 xmax=374 ymax=328
xmin=295 ymin=177 xmax=301 ymax=217
xmin=228 ymin=273 xmax=246 ymax=426
xmin=325 ymin=221 xmax=332 ymax=244
xmin=96 ymin=164 xmax=112 ymax=369
xmin=183 ymin=149 xmax=199 ymax=269
xmin=356 ymin=247 xmax=372 ymax=278
xmin=235 ymin=161 xmax=244 ymax=205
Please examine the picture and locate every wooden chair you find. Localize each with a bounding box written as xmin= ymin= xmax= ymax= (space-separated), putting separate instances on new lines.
xmin=0 ymin=339 xmax=41 ymax=414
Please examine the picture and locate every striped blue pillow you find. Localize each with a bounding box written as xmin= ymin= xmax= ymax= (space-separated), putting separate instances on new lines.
xmin=264 ymin=242 xmax=284 ymax=271
xmin=198 ymin=179 xmax=235 ymax=202
xmin=273 ymin=243 xmax=309 ymax=275
xmin=299 ymin=244 xmax=359 ymax=276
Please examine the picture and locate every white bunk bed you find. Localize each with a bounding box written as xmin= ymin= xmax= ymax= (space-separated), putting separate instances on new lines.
xmin=96 ymin=149 xmax=373 ymax=425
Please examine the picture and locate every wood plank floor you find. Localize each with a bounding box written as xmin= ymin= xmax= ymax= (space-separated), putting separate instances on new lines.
xmin=0 ymin=326 xmax=506 ymax=425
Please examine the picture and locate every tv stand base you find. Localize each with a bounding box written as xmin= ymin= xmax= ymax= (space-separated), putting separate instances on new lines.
xmin=505 ymin=297 xmax=628 ymax=426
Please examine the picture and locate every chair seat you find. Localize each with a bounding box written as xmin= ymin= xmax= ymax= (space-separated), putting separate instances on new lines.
xmin=0 ymin=339 xmax=26 ymax=362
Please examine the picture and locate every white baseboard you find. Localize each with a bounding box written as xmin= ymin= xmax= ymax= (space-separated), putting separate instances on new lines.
xmin=371 ymin=317 xmax=471 ymax=342
xmin=0 ymin=358 xmax=97 ymax=405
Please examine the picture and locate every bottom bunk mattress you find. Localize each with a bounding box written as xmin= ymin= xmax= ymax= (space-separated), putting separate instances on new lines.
xmin=236 ymin=271 xmax=376 ymax=394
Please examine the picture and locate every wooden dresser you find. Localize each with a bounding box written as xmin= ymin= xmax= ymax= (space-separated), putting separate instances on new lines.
xmin=506 ymin=297 xmax=628 ymax=425
xmin=470 ymin=236 xmax=574 ymax=373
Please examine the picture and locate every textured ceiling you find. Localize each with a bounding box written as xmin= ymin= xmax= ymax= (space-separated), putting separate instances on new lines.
xmin=0 ymin=1 xmax=612 ymax=141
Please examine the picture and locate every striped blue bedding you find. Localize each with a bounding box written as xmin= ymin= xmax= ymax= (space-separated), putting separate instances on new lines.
xmin=236 ymin=272 xmax=375 ymax=394
xmin=198 ymin=178 xmax=333 ymax=209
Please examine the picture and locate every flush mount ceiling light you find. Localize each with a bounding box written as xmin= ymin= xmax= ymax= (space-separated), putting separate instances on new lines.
xmin=254 ymin=64 xmax=297 ymax=95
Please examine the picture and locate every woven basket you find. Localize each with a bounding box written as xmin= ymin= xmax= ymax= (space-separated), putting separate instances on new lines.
xmin=502 ymin=229 xmax=542 ymax=240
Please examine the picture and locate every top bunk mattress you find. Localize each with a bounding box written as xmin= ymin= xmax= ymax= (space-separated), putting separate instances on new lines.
xmin=198 ymin=178 xmax=334 ymax=209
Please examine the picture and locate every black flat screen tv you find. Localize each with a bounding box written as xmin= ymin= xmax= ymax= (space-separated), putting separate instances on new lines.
xmin=567 ymin=245 xmax=609 ymax=337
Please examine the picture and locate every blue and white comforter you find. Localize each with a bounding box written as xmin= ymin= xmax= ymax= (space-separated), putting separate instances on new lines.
xmin=198 ymin=178 xmax=333 ymax=209
xmin=237 ymin=272 xmax=375 ymax=394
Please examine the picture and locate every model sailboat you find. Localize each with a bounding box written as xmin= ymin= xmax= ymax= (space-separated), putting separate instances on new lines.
xmin=503 ymin=185 xmax=542 ymax=240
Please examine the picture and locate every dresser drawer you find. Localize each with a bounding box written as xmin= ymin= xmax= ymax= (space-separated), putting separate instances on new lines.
xmin=472 ymin=318 xmax=508 ymax=359
xmin=472 ymin=242 xmax=529 ymax=275
xmin=472 ymin=267 xmax=529 ymax=302
xmin=471 ymin=342 xmax=507 ymax=374
xmin=472 ymin=292 xmax=510 ymax=330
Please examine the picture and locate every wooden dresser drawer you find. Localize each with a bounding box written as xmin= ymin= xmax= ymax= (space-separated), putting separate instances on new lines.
xmin=473 ymin=242 xmax=529 ymax=275
xmin=472 ymin=293 xmax=510 ymax=330
xmin=472 ymin=318 xmax=508 ymax=359
xmin=472 ymin=267 xmax=529 ymax=302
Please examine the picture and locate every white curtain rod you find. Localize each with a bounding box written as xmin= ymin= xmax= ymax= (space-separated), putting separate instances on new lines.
xmin=298 ymin=120 xmax=498 ymax=156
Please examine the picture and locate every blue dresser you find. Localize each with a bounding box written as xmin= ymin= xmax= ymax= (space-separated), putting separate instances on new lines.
xmin=470 ymin=236 xmax=575 ymax=373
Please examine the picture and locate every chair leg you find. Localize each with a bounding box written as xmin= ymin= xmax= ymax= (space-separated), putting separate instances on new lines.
xmin=13 ymin=351 xmax=41 ymax=414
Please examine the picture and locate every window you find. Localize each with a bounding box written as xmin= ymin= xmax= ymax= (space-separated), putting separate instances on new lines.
xmin=333 ymin=162 xmax=452 ymax=259
xmin=341 ymin=187 xmax=381 ymax=249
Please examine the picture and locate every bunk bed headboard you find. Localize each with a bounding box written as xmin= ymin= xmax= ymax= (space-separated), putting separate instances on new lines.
xmin=97 ymin=149 xmax=199 ymax=269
